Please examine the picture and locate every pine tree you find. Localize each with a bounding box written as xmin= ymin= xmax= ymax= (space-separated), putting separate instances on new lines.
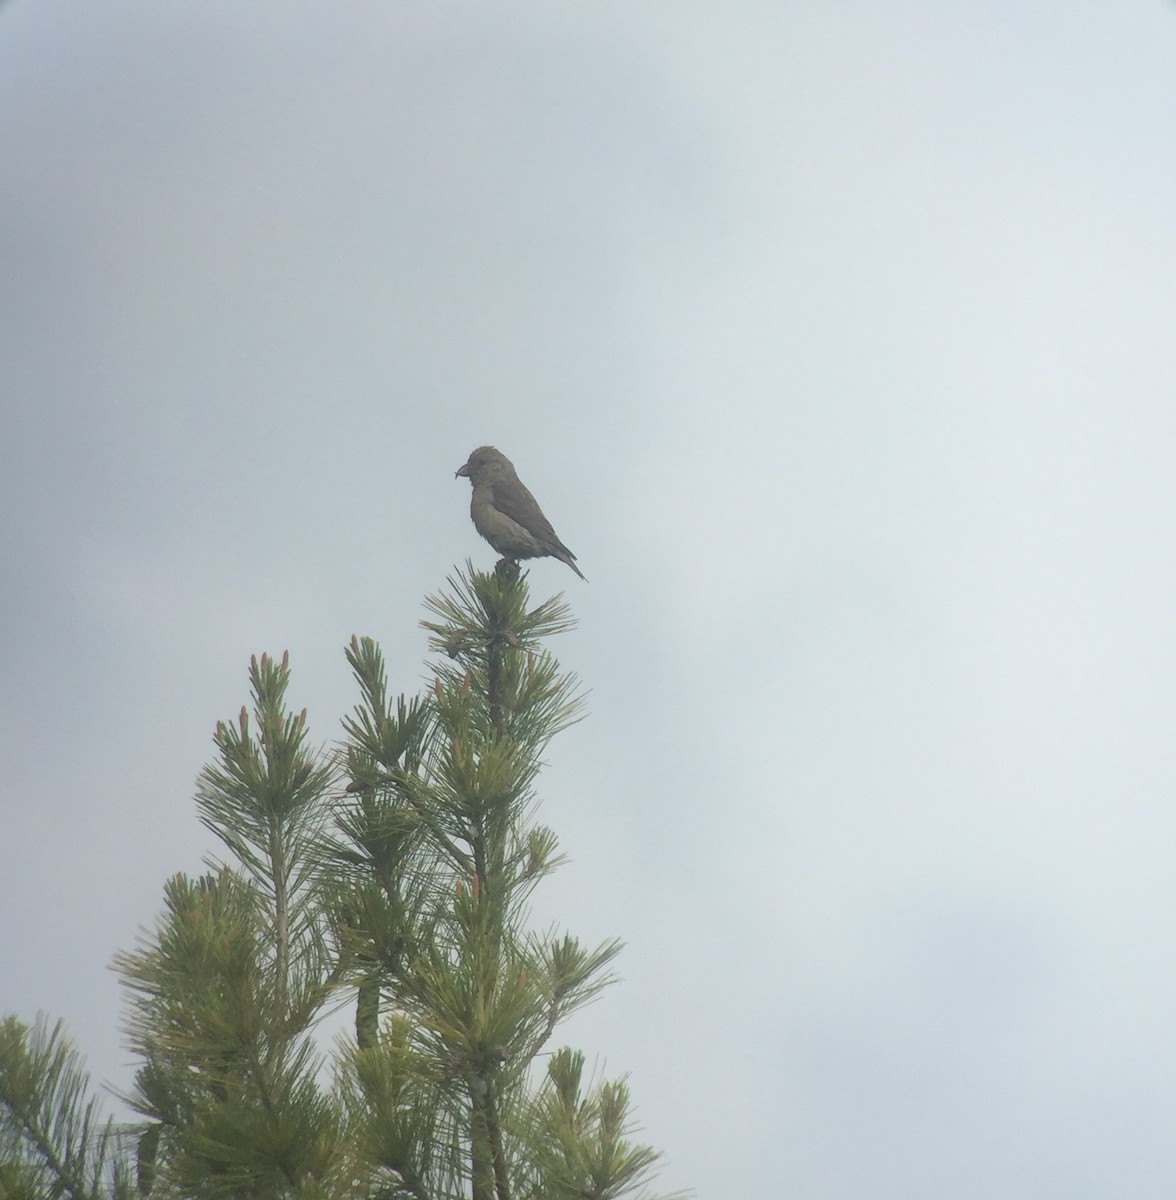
xmin=0 ymin=565 xmax=678 ymax=1200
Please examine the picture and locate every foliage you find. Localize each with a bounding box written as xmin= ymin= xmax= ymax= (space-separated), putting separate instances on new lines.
xmin=0 ymin=564 xmax=679 ymax=1200
xmin=0 ymin=1015 xmax=132 ymax=1200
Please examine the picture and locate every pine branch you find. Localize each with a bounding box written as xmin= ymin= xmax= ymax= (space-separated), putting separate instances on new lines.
xmin=0 ymin=1016 xmax=131 ymax=1200
xmin=196 ymin=651 xmax=335 ymax=1004
xmin=485 ymin=1081 xmax=511 ymax=1200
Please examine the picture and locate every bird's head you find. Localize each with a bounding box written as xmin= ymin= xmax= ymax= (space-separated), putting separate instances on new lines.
xmin=456 ymin=445 xmax=511 ymax=484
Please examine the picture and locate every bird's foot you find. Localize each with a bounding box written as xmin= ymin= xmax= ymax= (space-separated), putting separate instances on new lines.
xmin=494 ymin=558 xmax=522 ymax=581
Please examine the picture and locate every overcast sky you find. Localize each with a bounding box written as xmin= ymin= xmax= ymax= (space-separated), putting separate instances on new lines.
xmin=4 ymin=3 xmax=1176 ymax=1197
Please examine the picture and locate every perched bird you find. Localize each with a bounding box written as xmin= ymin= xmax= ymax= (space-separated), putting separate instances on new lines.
xmin=455 ymin=446 xmax=587 ymax=580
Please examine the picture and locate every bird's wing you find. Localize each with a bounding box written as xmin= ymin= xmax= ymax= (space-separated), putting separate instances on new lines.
xmin=489 ymin=479 xmax=561 ymax=545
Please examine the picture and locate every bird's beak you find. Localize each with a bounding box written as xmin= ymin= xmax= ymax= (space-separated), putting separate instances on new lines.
xmin=455 ymin=463 xmax=471 ymax=479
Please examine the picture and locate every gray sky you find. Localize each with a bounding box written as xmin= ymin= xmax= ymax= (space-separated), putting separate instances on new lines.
xmin=4 ymin=2 xmax=1176 ymax=1196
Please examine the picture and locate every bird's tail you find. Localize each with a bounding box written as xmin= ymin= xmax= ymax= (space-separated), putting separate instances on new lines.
xmin=560 ymin=550 xmax=587 ymax=582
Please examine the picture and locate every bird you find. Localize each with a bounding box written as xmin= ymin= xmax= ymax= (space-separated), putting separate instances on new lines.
xmin=455 ymin=446 xmax=586 ymax=580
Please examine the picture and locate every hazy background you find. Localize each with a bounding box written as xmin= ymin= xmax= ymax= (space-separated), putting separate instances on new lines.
xmin=4 ymin=3 xmax=1176 ymax=1196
